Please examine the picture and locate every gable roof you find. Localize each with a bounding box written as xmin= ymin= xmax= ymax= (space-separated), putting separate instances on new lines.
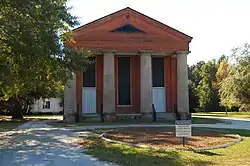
xmin=72 ymin=7 xmax=192 ymax=42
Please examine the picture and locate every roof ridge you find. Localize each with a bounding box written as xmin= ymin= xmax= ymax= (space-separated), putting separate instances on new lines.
xmin=72 ymin=7 xmax=192 ymax=41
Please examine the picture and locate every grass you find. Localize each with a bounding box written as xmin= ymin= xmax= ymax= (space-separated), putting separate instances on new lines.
xmin=49 ymin=120 xmax=169 ymax=128
xmin=0 ymin=114 xmax=62 ymax=132
xmin=0 ymin=121 xmax=23 ymax=132
xmin=78 ymin=128 xmax=250 ymax=166
xmin=0 ymin=115 xmax=63 ymax=121
xmin=24 ymin=114 xmax=62 ymax=120
xmin=49 ymin=117 xmax=225 ymax=127
xmin=193 ymin=112 xmax=250 ymax=120
xmin=191 ymin=117 xmax=225 ymax=124
xmin=0 ymin=116 xmax=24 ymax=132
xmin=103 ymin=127 xmax=236 ymax=149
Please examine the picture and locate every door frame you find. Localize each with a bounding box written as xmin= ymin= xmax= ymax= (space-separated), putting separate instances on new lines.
xmin=152 ymin=56 xmax=166 ymax=113
xmin=82 ymin=57 xmax=97 ymax=114
xmin=116 ymin=56 xmax=132 ymax=107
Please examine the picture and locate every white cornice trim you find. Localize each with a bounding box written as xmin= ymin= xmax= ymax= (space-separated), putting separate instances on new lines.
xmin=92 ymin=50 xmax=190 ymax=56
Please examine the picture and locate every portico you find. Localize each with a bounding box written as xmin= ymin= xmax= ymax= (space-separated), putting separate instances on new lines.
xmin=64 ymin=7 xmax=192 ymax=121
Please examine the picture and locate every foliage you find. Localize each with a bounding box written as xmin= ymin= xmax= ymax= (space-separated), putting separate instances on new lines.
xmin=216 ymin=60 xmax=229 ymax=83
xmin=188 ymin=61 xmax=205 ymax=112
xmin=189 ymin=43 xmax=250 ymax=112
xmin=188 ymin=60 xmax=223 ymax=112
xmin=196 ymin=60 xmax=216 ymax=110
xmin=218 ymin=44 xmax=250 ymax=111
xmin=0 ymin=0 xmax=91 ymax=118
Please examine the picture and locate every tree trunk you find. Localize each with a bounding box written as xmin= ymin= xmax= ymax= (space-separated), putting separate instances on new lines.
xmin=9 ymin=97 xmax=24 ymax=120
xmin=22 ymin=101 xmax=30 ymax=114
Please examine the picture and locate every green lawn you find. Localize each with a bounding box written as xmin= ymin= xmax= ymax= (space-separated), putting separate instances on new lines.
xmin=0 ymin=116 xmax=24 ymax=132
xmin=191 ymin=117 xmax=226 ymax=124
xmin=24 ymin=114 xmax=63 ymax=120
xmin=0 ymin=114 xmax=62 ymax=132
xmin=0 ymin=115 xmax=62 ymax=121
xmin=49 ymin=120 xmax=171 ymax=128
xmin=50 ymin=117 xmax=225 ymax=127
xmin=78 ymin=128 xmax=250 ymax=166
xmin=193 ymin=112 xmax=250 ymax=120
xmin=0 ymin=121 xmax=23 ymax=132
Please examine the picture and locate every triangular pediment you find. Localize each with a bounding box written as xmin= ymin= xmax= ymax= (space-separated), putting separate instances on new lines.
xmin=73 ymin=7 xmax=192 ymax=42
xmin=111 ymin=24 xmax=145 ymax=33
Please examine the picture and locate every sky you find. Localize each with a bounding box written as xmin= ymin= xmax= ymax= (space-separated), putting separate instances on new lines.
xmin=67 ymin=0 xmax=250 ymax=65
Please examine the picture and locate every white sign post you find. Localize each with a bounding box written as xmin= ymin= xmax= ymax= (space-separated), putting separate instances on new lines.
xmin=175 ymin=120 xmax=192 ymax=146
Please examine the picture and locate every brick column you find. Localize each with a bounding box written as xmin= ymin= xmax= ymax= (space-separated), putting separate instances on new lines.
xmin=177 ymin=54 xmax=189 ymax=119
xmin=140 ymin=53 xmax=153 ymax=117
xmin=103 ymin=53 xmax=116 ymax=120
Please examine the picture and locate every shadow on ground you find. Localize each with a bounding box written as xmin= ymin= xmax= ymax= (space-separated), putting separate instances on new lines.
xmin=0 ymin=126 xmax=112 ymax=166
xmin=79 ymin=136 xmax=214 ymax=166
xmin=194 ymin=151 xmax=221 ymax=156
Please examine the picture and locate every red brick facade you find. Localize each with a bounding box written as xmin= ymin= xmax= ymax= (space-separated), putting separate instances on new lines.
xmin=71 ymin=7 xmax=192 ymax=115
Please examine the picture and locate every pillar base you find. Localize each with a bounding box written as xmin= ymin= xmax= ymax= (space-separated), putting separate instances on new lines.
xmin=156 ymin=112 xmax=176 ymax=120
xmin=178 ymin=112 xmax=191 ymax=120
xmin=141 ymin=112 xmax=181 ymax=121
xmin=63 ymin=113 xmax=76 ymax=122
xmin=141 ymin=113 xmax=153 ymax=120
xmin=104 ymin=114 xmax=117 ymax=121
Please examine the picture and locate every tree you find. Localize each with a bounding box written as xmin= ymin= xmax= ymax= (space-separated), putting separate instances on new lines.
xmin=216 ymin=59 xmax=230 ymax=83
xmin=189 ymin=59 xmax=224 ymax=112
xmin=217 ymin=54 xmax=229 ymax=65
xmin=218 ymin=43 xmax=250 ymax=111
xmin=188 ymin=61 xmax=205 ymax=112
xmin=0 ymin=0 xmax=91 ymax=119
xmin=196 ymin=61 xmax=214 ymax=111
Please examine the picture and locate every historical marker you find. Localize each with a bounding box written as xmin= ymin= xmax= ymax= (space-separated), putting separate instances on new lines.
xmin=175 ymin=120 xmax=192 ymax=137
xmin=175 ymin=120 xmax=192 ymax=147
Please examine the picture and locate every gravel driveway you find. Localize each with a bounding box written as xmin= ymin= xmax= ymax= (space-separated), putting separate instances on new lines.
xmin=0 ymin=121 xmax=115 ymax=166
